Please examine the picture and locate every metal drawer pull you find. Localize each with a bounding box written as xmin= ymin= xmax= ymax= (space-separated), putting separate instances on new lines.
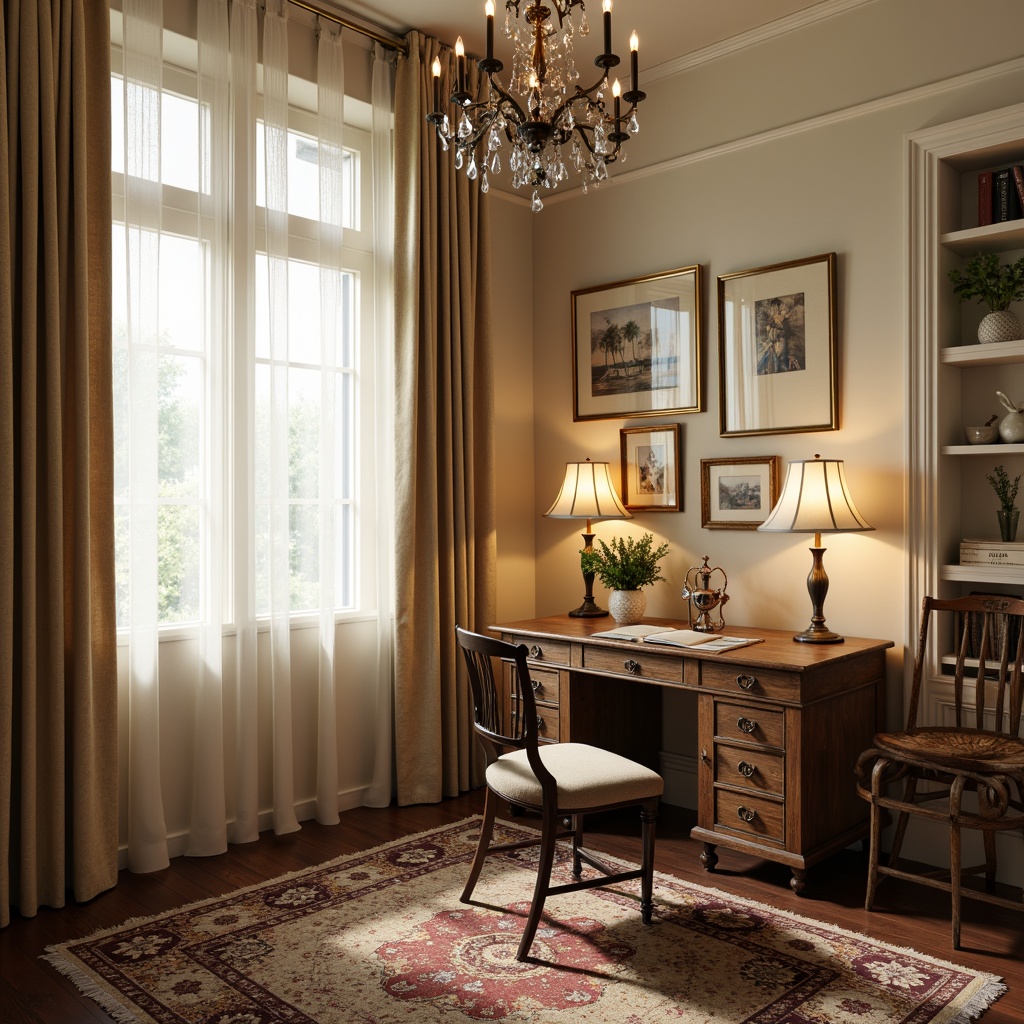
xmin=737 ymin=716 xmax=757 ymax=734
xmin=737 ymin=806 xmax=756 ymax=823
xmin=736 ymin=674 xmax=757 ymax=690
xmin=624 ymin=659 xmax=641 ymax=675
xmin=529 ymin=644 xmax=542 ymax=659
xmin=737 ymin=760 xmax=755 ymax=778
xmin=531 ymin=679 xmax=542 ymax=693
xmin=536 ymin=715 xmax=545 ymax=731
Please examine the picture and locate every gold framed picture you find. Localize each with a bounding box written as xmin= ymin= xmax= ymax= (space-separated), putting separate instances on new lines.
xmin=700 ymin=455 xmax=781 ymax=529
xmin=620 ymin=424 xmax=681 ymax=512
xmin=717 ymin=252 xmax=837 ymax=437
xmin=572 ymin=266 xmax=703 ymax=421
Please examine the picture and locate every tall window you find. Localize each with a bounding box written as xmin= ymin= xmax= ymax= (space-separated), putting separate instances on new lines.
xmin=111 ymin=62 xmax=375 ymax=630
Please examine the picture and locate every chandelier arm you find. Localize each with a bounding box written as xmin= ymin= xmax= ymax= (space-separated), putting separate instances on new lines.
xmin=569 ymin=121 xmax=623 ymax=163
xmin=482 ymin=75 xmax=530 ymax=127
xmin=506 ymin=0 xmax=583 ymax=31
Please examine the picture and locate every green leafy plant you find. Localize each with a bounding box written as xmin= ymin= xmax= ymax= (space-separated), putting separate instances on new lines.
xmin=948 ymin=253 xmax=1024 ymax=312
xmin=580 ymin=532 xmax=669 ymax=591
xmin=987 ymin=464 xmax=1021 ymax=514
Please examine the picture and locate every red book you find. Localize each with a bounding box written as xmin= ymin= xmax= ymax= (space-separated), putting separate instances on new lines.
xmin=1013 ymin=165 xmax=1024 ymax=210
xmin=978 ymin=171 xmax=993 ymax=225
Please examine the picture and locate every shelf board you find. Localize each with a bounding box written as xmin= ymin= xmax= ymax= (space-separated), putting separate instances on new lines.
xmin=941 ymin=219 xmax=1024 ymax=255
xmin=942 ymin=443 xmax=1024 ymax=455
xmin=941 ymin=339 xmax=1024 ymax=366
xmin=941 ymin=564 xmax=1024 ymax=584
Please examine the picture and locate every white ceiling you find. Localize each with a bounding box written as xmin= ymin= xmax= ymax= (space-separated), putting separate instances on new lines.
xmin=336 ymin=0 xmax=833 ymax=75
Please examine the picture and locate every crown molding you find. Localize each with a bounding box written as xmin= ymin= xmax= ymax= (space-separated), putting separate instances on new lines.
xmin=642 ymin=0 xmax=876 ymax=84
xmin=537 ymin=55 xmax=1024 ymax=207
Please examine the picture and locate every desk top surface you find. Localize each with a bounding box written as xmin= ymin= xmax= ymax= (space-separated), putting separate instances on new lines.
xmin=493 ymin=615 xmax=894 ymax=673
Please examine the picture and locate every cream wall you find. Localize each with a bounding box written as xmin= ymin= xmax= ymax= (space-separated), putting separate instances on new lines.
xmin=485 ymin=0 xmax=1024 ymax=830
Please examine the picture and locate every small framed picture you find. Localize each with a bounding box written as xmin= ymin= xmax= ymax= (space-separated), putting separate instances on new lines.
xmin=572 ymin=266 xmax=703 ymax=421
xmin=619 ymin=424 xmax=681 ymax=512
xmin=717 ymin=252 xmax=837 ymax=437
xmin=700 ymin=455 xmax=781 ymax=529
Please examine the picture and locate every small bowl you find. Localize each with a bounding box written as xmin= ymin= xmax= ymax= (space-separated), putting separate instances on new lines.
xmin=964 ymin=425 xmax=998 ymax=444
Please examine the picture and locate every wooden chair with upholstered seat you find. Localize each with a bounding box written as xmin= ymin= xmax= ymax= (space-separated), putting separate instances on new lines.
xmin=455 ymin=625 xmax=664 ymax=962
xmin=855 ymin=594 xmax=1024 ymax=949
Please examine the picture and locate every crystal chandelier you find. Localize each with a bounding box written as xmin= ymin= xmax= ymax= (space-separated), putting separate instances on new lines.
xmin=426 ymin=0 xmax=645 ymax=212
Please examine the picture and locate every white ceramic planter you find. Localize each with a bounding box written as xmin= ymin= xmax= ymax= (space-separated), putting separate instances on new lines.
xmin=608 ymin=589 xmax=646 ymax=625
xmin=978 ymin=309 xmax=1022 ymax=344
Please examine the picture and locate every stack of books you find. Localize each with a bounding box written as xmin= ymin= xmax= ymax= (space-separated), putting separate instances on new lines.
xmin=959 ymin=538 xmax=1024 ymax=568
xmin=978 ymin=165 xmax=1024 ymax=225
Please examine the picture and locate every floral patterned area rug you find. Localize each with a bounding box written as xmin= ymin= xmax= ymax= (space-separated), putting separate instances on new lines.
xmin=45 ymin=817 xmax=1006 ymax=1024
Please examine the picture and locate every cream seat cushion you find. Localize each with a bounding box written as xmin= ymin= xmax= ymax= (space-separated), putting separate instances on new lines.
xmin=486 ymin=743 xmax=664 ymax=810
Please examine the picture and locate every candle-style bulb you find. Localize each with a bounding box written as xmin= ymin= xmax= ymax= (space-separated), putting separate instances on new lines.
xmin=432 ymin=56 xmax=441 ymax=77
xmin=602 ymin=0 xmax=612 ymax=55
xmin=485 ymin=0 xmax=494 ymax=15
xmin=629 ymin=30 xmax=639 ymax=93
xmin=612 ymin=78 xmax=621 ymax=98
xmin=485 ymin=1 xmax=495 ymax=62
xmin=455 ymin=36 xmax=465 ymax=58
xmin=602 ymin=0 xmax=612 ymax=11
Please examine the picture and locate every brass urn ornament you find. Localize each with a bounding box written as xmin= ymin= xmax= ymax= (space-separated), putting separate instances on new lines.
xmin=681 ymin=555 xmax=729 ymax=632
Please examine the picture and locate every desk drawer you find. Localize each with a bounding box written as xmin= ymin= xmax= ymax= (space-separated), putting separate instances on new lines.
xmin=715 ymin=744 xmax=784 ymax=795
xmin=512 ymin=638 xmax=570 ymax=665
xmin=581 ymin=646 xmax=683 ymax=684
xmin=702 ymin=664 xmax=800 ymax=702
xmin=525 ymin=667 xmax=560 ymax=705
xmin=510 ymin=695 xmax=559 ymax=742
xmin=714 ymin=701 xmax=784 ymax=748
xmin=714 ymin=789 xmax=784 ymax=844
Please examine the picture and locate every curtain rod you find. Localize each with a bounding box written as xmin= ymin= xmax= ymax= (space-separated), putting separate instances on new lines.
xmin=286 ymin=0 xmax=409 ymax=55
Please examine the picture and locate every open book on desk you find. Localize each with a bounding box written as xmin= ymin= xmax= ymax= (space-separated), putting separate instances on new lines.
xmin=591 ymin=624 xmax=764 ymax=653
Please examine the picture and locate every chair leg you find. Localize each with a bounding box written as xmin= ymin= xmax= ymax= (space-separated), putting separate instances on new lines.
xmin=517 ymin=806 xmax=558 ymax=961
xmin=950 ymin=776 xmax=965 ymax=950
xmin=572 ymin=814 xmax=584 ymax=879
xmin=640 ymin=800 xmax=658 ymax=925
xmin=462 ymin=787 xmax=498 ymax=903
xmin=865 ymin=759 xmax=887 ymax=911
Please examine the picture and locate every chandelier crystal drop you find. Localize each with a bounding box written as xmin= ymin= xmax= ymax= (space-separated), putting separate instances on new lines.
xmin=427 ymin=0 xmax=645 ymax=211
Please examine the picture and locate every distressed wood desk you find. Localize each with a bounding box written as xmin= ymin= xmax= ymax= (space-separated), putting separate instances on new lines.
xmin=493 ymin=615 xmax=893 ymax=893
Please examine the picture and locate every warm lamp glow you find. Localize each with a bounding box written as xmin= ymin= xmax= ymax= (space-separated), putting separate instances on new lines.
xmin=612 ymin=78 xmax=621 ymax=98
xmin=758 ymin=455 xmax=873 ymax=643
xmin=545 ymin=459 xmax=631 ymax=618
xmin=455 ymin=36 xmax=465 ymax=58
xmin=629 ymin=30 xmax=639 ymax=51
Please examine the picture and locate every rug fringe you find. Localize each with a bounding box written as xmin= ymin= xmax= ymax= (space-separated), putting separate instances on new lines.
xmin=42 ymin=950 xmax=147 ymax=1024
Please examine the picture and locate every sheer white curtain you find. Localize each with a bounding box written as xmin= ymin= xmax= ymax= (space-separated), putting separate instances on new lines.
xmin=117 ymin=0 xmax=380 ymax=868
xmin=122 ymin=0 xmax=170 ymax=873
xmin=365 ymin=43 xmax=396 ymax=806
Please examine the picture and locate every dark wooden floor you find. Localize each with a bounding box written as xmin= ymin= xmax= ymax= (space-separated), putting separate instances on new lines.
xmin=2 ymin=792 xmax=1022 ymax=1023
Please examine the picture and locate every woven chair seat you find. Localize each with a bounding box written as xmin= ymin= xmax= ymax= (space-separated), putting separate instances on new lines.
xmin=873 ymin=727 xmax=1024 ymax=774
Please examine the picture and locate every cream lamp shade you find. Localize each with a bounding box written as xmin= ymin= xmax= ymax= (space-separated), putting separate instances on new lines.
xmin=758 ymin=455 xmax=873 ymax=643
xmin=544 ymin=459 xmax=631 ymax=618
xmin=544 ymin=459 xmax=632 ymax=527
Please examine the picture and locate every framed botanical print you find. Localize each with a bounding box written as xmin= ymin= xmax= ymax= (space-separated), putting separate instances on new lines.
xmin=572 ymin=266 xmax=703 ymax=421
xmin=620 ymin=424 xmax=681 ymax=512
xmin=717 ymin=252 xmax=837 ymax=437
xmin=700 ymin=455 xmax=781 ymax=529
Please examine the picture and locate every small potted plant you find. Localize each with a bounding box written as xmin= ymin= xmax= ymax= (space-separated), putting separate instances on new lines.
xmin=986 ymin=464 xmax=1021 ymax=541
xmin=580 ymin=532 xmax=669 ymax=625
xmin=948 ymin=253 xmax=1024 ymax=344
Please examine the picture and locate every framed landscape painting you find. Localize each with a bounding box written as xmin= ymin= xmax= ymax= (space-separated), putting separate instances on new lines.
xmin=619 ymin=424 xmax=681 ymax=512
xmin=717 ymin=252 xmax=837 ymax=437
xmin=700 ymin=455 xmax=781 ymax=529
xmin=572 ymin=266 xmax=703 ymax=421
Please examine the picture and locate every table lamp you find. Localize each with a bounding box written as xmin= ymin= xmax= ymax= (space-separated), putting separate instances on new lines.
xmin=544 ymin=458 xmax=632 ymax=617
xmin=757 ymin=455 xmax=873 ymax=643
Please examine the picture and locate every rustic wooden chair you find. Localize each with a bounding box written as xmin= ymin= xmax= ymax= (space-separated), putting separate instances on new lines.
xmin=455 ymin=625 xmax=663 ymax=961
xmin=855 ymin=594 xmax=1024 ymax=948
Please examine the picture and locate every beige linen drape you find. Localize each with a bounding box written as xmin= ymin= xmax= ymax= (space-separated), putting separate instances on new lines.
xmin=393 ymin=31 xmax=496 ymax=805
xmin=0 ymin=0 xmax=118 ymax=926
